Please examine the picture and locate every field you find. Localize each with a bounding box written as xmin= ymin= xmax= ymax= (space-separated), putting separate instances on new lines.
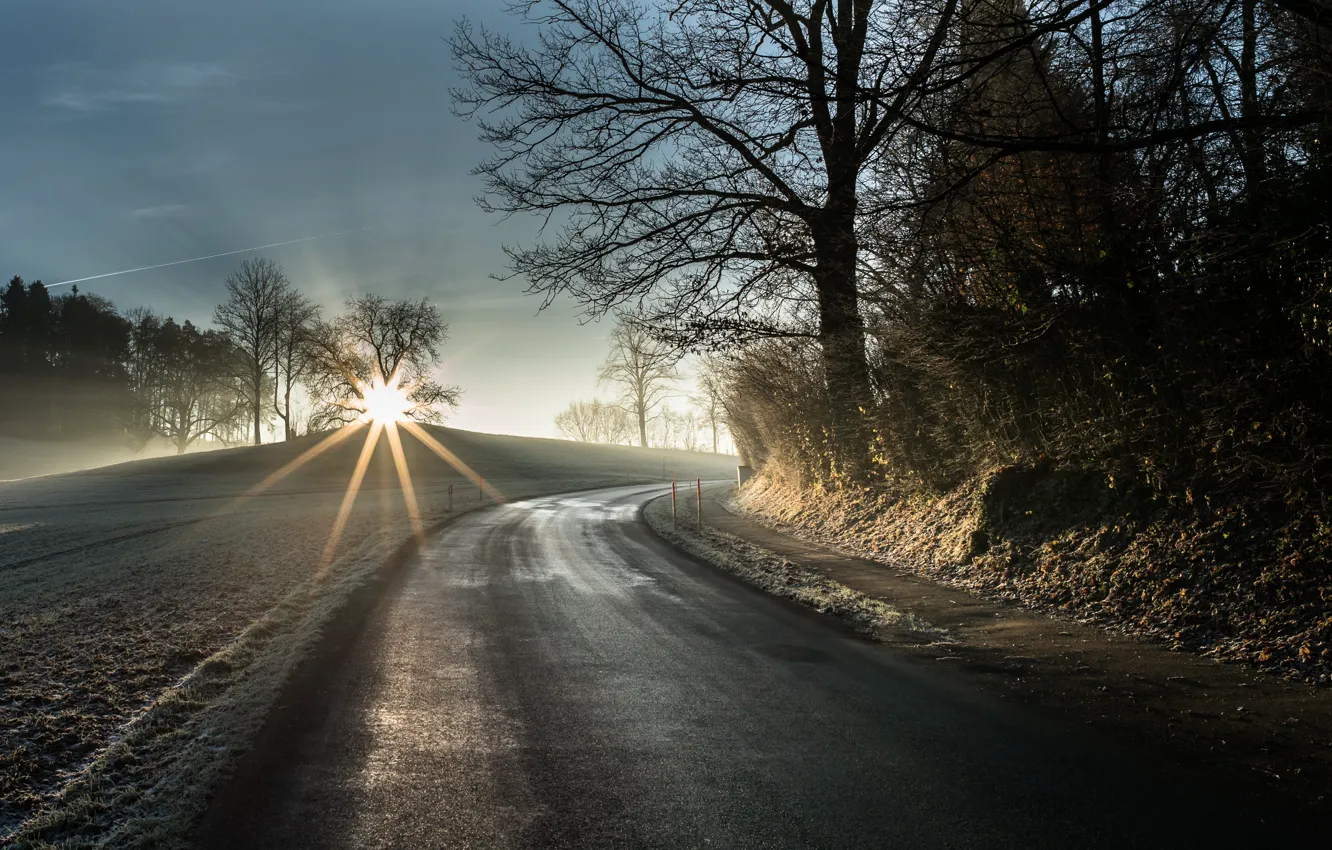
xmin=0 ymin=426 xmax=736 ymax=844
xmin=0 ymin=436 xmax=225 ymax=483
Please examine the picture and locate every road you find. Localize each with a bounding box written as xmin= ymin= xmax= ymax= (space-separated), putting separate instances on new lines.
xmin=198 ymin=484 xmax=1288 ymax=848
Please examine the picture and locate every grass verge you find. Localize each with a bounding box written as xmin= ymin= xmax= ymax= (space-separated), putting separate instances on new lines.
xmin=737 ymin=469 xmax=1332 ymax=685
xmin=641 ymin=492 xmax=945 ymax=643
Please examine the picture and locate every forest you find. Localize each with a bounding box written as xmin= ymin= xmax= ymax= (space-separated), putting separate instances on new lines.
xmin=0 ymin=260 xmax=457 ymax=453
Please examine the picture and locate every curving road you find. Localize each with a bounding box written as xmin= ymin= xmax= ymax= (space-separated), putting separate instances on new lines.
xmin=198 ymin=484 xmax=1284 ymax=848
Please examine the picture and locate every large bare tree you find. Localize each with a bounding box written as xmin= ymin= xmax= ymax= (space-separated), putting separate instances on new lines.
xmin=451 ymin=0 xmax=984 ymax=470
xmin=213 ymin=258 xmax=290 ymax=445
xmin=453 ymin=0 xmax=1324 ymax=474
xmin=599 ymin=320 xmax=680 ymax=448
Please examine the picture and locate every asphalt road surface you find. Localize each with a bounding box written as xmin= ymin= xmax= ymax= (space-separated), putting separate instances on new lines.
xmin=198 ymin=484 xmax=1295 ymax=848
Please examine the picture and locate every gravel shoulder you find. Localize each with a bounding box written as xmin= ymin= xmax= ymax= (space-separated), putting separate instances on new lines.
xmin=658 ymin=483 xmax=1332 ymax=819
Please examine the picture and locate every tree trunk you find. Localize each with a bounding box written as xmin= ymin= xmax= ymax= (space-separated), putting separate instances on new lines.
xmin=253 ymin=366 xmax=262 ymax=446
xmin=812 ymin=206 xmax=872 ymax=479
xmin=274 ymin=360 xmax=289 ymax=441
xmin=1238 ymin=0 xmax=1267 ymax=199
xmin=1089 ymin=0 xmax=1126 ymax=288
xmin=637 ymin=402 xmax=647 ymax=448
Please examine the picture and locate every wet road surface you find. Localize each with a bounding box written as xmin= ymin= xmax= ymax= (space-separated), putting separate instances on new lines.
xmin=197 ymin=484 xmax=1295 ymax=848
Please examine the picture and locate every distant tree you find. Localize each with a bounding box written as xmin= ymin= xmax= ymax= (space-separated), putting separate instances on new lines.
xmin=303 ymin=295 xmax=461 ymax=428
xmin=554 ymin=399 xmax=596 ymax=442
xmin=0 ymin=277 xmax=133 ymax=436
xmin=128 ymin=315 xmax=245 ymax=453
xmin=272 ymin=290 xmax=320 ymax=440
xmin=692 ymin=355 xmax=728 ymax=454
xmin=672 ymin=407 xmax=702 ymax=452
xmin=51 ymin=289 xmax=132 ymax=435
xmin=648 ymin=405 xmax=703 ymax=452
xmin=125 ymin=307 xmax=162 ymax=438
xmin=0 ymin=277 xmax=54 ymax=373
xmin=599 ymin=320 xmax=680 ymax=448
xmin=555 ymin=398 xmax=634 ymax=444
xmin=0 ymin=277 xmax=49 ymax=434
xmin=0 ymin=277 xmax=30 ymax=370
xmin=213 ymin=258 xmax=290 ymax=445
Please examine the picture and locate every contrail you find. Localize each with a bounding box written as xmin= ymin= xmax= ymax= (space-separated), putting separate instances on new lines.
xmin=49 ymin=228 xmax=364 ymax=288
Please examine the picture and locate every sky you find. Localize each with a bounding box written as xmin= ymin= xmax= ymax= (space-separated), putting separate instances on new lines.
xmin=0 ymin=0 xmax=652 ymax=439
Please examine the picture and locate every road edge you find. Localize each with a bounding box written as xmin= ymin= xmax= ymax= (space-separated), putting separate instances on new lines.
xmin=639 ymin=489 xmax=946 ymax=643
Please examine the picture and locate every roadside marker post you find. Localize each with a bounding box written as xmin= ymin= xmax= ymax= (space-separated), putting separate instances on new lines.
xmin=479 ymin=476 xmax=484 ymax=502
xmin=696 ymin=478 xmax=702 ymax=527
xmin=671 ymin=480 xmax=677 ymax=528
xmin=448 ymin=483 xmax=453 ymax=512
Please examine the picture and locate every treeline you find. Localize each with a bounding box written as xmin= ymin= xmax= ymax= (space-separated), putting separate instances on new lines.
xmin=554 ymin=320 xmax=730 ymax=453
xmin=0 ymin=260 xmax=458 ymax=452
xmin=714 ymin=1 xmax=1332 ymax=510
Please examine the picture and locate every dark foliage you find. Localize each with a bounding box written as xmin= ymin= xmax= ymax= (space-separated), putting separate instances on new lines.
xmin=0 ymin=277 xmax=132 ymax=438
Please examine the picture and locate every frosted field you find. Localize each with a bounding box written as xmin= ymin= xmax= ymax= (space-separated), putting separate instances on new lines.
xmin=0 ymin=435 xmax=229 ymax=483
xmin=0 ymin=427 xmax=736 ymax=843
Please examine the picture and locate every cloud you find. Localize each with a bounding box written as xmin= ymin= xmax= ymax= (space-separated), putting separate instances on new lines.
xmin=42 ymin=62 xmax=240 ymax=112
xmin=130 ymin=204 xmax=191 ymax=219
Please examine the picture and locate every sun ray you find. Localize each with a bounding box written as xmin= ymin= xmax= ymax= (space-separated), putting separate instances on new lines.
xmin=228 ymin=370 xmax=484 ymax=583
xmin=319 ymin=420 xmax=384 ymax=573
xmin=399 ymin=420 xmax=506 ymax=503
xmin=383 ymin=420 xmax=425 ymax=542
xmin=237 ymin=422 xmax=367 ymax=502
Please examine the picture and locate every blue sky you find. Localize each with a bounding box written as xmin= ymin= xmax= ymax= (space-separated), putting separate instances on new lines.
xmin=0 ymin=0 xmax=625 ymax=437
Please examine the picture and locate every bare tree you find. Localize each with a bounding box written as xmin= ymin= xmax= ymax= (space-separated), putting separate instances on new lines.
xmin=599 ymin=320 xmax=680 ymax=448
xmin=555 ymin=398 xmax=634 ymax=444
xmin=693 ymin=355 xmax=728 ymax=454
xmin=272 ymin=290 xmax=320 ymax=440
xmin=644 ymin=405 xmax=704 ymax=451
xmin=303 ymin=295 xmax=461 ymax=428
xmin=128 ymin=314 xmax=246 ymax=453
xmin=451 ymin=0 xmax=987 ymax=471
xmin=212 ymin=258 xmax=290 ymax=445
xmin=555 ymin=400 xmax=597 ymax=442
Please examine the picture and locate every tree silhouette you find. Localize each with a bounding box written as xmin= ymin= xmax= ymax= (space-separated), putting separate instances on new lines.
xmin=452 ymin=0 xmax=987 ymax=471
xmin=555 ymin=398 xmax=634 ymax=445
xmin=272 ymin=290 xmax=320 ymax=440
xmin=213 ymin=258 xmax=290 ymax=445
xmin=692 ymin=355 xmax=728 ymax=455
xmin=0 ymin=277 xmax=131 ymax=437
xmin=132 ymin=317 xmax=246 ymax=453
xmin=303 ymin=295 xmax=461 ymax=428
xmin=599 ymin=320 xmax=680 ymax=449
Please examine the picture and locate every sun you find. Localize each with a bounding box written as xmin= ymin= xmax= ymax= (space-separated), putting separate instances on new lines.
xmin=358 ymin=377 xmax=413 ymax=424
xmin=232 ymin=367 xmax=503 ymax=576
